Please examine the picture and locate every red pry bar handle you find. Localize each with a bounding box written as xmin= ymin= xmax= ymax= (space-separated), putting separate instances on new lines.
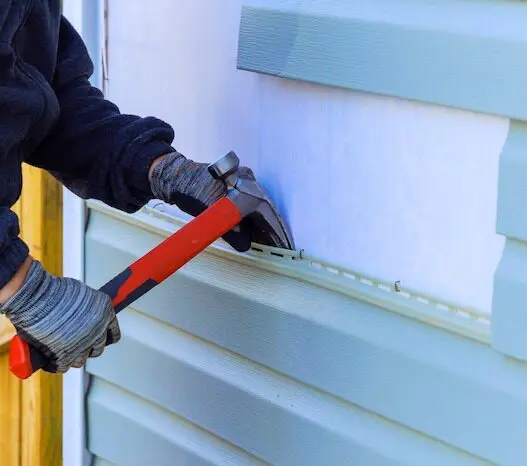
xmin=9 ymin=196 xmax=242 ymax=379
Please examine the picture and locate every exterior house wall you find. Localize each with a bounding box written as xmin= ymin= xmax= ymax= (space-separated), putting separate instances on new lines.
xmin=79 ymin=0 xmax=527 ymax=465
xmin=102 ymin=0 xmax=506 ymax=314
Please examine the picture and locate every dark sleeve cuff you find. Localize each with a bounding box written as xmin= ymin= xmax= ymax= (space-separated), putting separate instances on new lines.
xmin=126 ymin=139 xmax=176 ymax=210
xmin=0 ymin=237 xmax=29 ymax=291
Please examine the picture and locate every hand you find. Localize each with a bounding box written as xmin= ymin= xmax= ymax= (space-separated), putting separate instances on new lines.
xmin=149 ymin=151 xmax=258 ymax=252
xmin=0 ymin=259 xmax=120 ymax=373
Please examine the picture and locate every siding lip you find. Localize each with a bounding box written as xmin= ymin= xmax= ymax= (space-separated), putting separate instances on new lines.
xmin=86 ymin=200 xmax=490 ymax=344
xmin=237 ymin=0 xmax=527 ymax=120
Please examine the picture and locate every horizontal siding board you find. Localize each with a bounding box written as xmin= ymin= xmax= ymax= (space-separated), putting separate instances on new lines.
xmin=86 ymin=202 xmax=491 ymax=343
xmin=237 ymin=0 xmax=527 ymax=120
xmin=85 ymin=208 xmax=526 ymax=464
xmin=86 ymin=310 xmax=487 ymax=466
xmin=492 ymin=238 xmax=527 ymax=361
xmin=87 ymin=378 xmax=262 ymax=466
xmin=493 ymin=96 xmax=527 ymax=363
xmin=496 ymin=120 xmax=527 ymax=242
xmin=93 ymin=458 xmax=114 ymax=466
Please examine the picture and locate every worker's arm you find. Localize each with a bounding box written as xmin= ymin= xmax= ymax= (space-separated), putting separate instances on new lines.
xmin=26 ymin=15 xmax=282 ymax=254
xmin=0 ymin=15 xmax=123 ymax=374
xmin=25 ymin=16 xmax=175 ymax=213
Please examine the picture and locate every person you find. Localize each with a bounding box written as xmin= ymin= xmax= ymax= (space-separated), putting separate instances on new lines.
xmin=0 ymin=2 xmax=274 ymax=374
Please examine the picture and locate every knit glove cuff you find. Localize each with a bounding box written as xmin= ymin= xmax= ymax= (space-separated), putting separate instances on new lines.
xmin=0 ymin=261 xmax=120 ymax=373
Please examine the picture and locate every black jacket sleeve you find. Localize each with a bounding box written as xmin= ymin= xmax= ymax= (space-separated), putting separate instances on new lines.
xmin=26 ymin=16 xmax=176 ymax=213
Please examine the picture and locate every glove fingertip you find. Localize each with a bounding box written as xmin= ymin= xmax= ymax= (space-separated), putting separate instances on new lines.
xmin=70 ymin=348 xmax=91 ymax=369
xmin=105 ymin=318 xmax=121 ymax=346
xmin=89 ymin=333 xmax=107 ymax=358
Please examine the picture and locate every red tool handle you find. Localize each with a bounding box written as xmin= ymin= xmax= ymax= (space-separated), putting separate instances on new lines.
xmin=9 ymin=196 xmax=242 ymax=379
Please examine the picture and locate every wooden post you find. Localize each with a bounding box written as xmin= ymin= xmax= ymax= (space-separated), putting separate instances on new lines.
xmin=0 ymin=323 xmax=21 ymax=466
xmin=0 ymin=164 xmax=63 ymax=465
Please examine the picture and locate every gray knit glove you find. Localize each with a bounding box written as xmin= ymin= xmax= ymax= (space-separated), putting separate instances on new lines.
xmin=150 ymin=151 xmax=256 ymax=252
xmin=0 ymin=260 xmax=120 ymax=373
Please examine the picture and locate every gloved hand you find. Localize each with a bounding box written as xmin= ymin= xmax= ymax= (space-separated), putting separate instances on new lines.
xmin=0 ymin=259 xmax=120 ymax=373
xmin=149 ymin=151 xmax=258 ymax=252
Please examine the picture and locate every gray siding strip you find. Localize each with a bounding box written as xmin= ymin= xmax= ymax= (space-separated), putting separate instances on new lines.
xmin=492 ymin=237 xmax=527 ymax=360
xmin=87 ymin=378 xmax=265 ymax=466
xmin=237 ymin=0 xmax=527 ymax=119
xmin=86 ymin=310 xmax=488 ymax=466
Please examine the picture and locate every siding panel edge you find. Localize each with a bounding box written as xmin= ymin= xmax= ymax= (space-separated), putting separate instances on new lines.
xmin=237 ymin=0 xmax=527 ymax=119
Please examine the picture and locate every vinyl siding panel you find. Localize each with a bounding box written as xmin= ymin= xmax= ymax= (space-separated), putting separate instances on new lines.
xmin=234 ymin=0 xmax=527 ymax=368
xmin=93 ymin=458 xmax=115 ymax=466
xmin=493 ymin=121 xmax=527 ymax=361
xmin=83 ymin=203 xmax=527 ymax=465
xmin=88 ymin=378 xmax=263 ymax=466
xmin=81 ymin=1 xmax=527 ymax=464
xmin=237 ymin=0 xmax=527 ymax=120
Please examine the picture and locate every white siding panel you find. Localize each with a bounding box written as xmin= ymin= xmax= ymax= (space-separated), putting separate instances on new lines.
xmin=257 ymin=77 xmax=506 ymax=314
xmin=104 ymin=0 xmax=260 ymax=163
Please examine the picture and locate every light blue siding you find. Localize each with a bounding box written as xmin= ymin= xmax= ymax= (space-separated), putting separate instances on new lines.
xmin=236 ymin=0 xmax=527 ymax=408
xmin=493 ymin=121 xmax=527 ymax=361
xmin=81 ymin=0 xmax=527 ymax=463
xmin=237 ymin=0 xmax=527 ymax=119
xmin=496 ymin=121 xmax=527 ymax=242
xmin=93 ymin=458 xmax=114 ymax=466
xmin=88 ymin=378 xmax=263 ymax=466
xmin=84 ymin=204 xmax=527 ymax=465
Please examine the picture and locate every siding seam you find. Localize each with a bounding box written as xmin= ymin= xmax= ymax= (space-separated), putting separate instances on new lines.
xmin=86 ymin=200 xmax=490 ymax=344
xmin=87 ymin=375 xmax=269 ymax=465
xmin=493 ymin=120 xmax=527 ymax=360
xmin=86 ymin=309 xmax=492 ymax=465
